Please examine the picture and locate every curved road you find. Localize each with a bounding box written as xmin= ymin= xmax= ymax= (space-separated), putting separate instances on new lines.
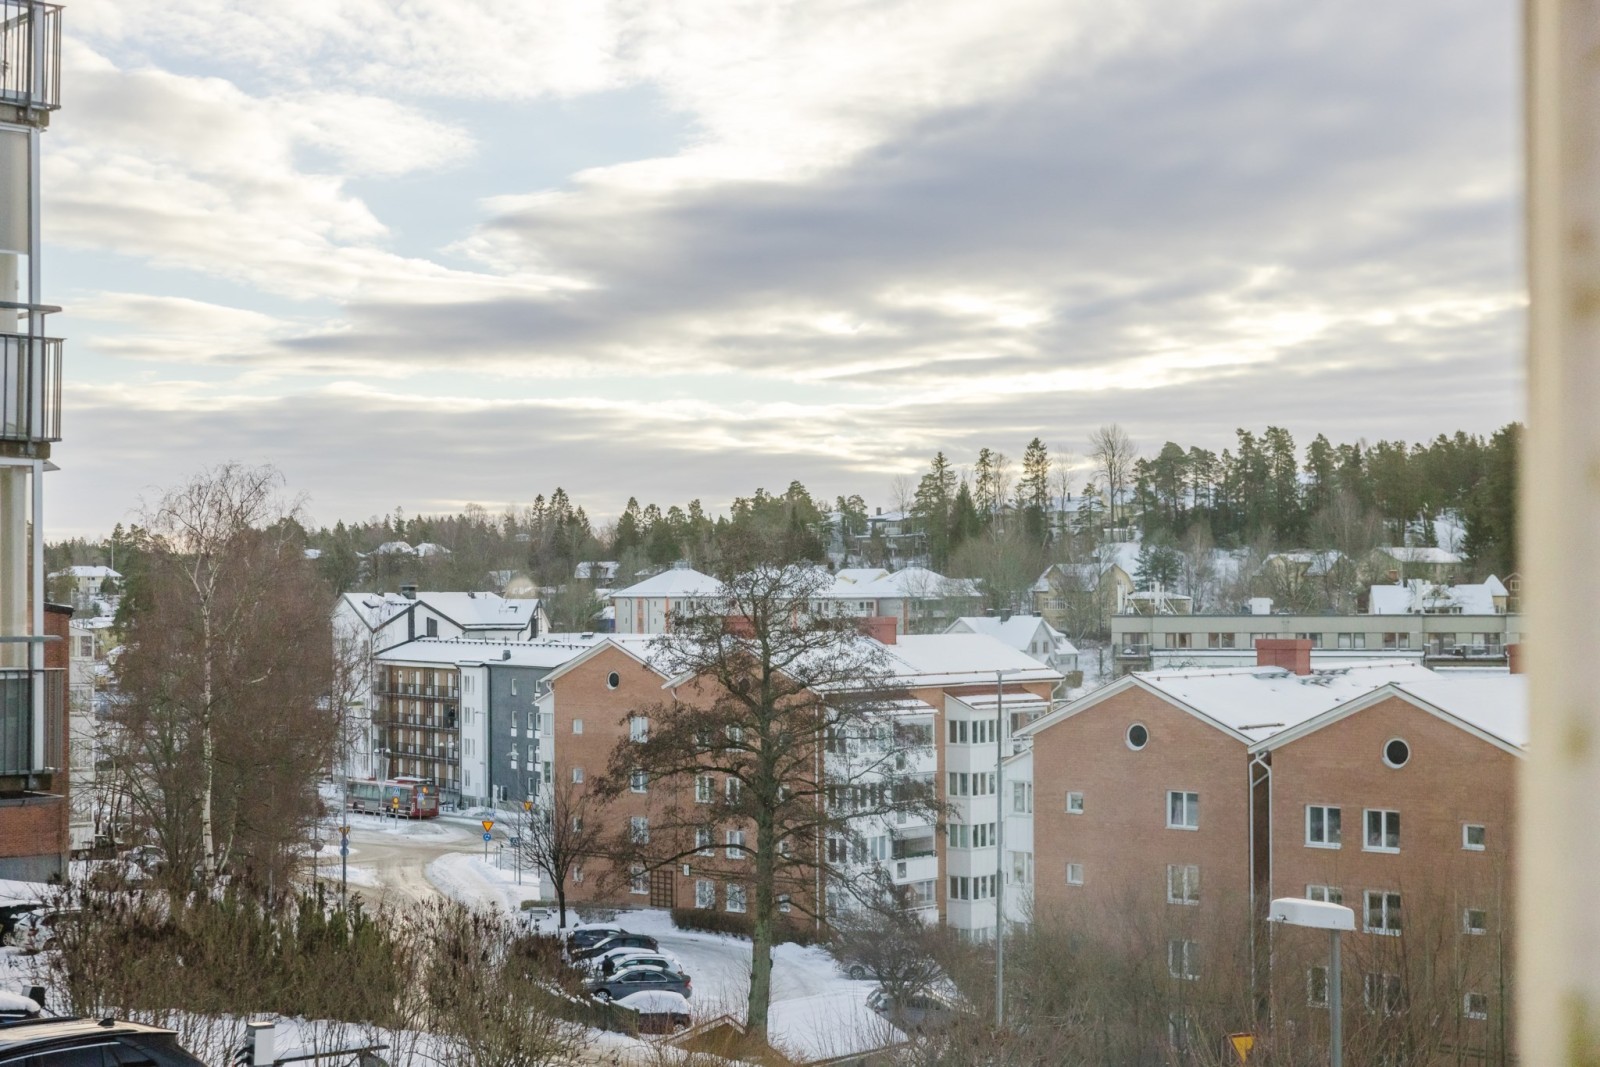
xmin=308 ymin=813 xmax=480 ymax=906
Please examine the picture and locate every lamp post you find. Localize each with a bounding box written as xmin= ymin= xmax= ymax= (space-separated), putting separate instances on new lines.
xmin=994 ymin=666 xmax=1022 ymax=1029
xmin=1269 ymin=897 xmax=1355 ymax=1067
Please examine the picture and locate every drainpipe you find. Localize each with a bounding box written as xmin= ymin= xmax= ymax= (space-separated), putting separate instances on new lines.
xmin=1248 ymin=751 xmax=1273 ymax=1017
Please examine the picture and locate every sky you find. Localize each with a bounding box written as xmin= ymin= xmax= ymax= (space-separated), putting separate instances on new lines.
xmin=42 ymin=0 xmax=1522 ymax=537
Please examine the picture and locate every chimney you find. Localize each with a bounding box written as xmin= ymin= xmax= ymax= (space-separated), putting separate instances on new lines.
xmin=861 ymin=615 xmax=898 ymax=645
xmin=1507 ymin=643 xmax=1523 ymax=674
xmin=1000 ymin=609 xmax=1013 ymax=622
xmin=400 ymin=584 xmax=418 ymax=600
xmin=1256 ymin=638 xmax=1313 ymax=676
xmin=724 ymin=615 xmax=757 ymax=638
xmin=875 ymin=507 xmax=882 ymax=516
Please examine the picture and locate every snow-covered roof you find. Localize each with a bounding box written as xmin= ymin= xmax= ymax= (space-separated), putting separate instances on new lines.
xmin=575 ymin=561 xmax=620 ymax=580
xmin=302 ymin=548 xmax=322 ymax=560
xmin=866 ymin=510 xmax=911 ymax=523
xmin=1253 ymin=672 xmax=1527 ymax=753
xmin=886 ymin=634 xmax=1061 ymax=687
xmin=945 ymin=616 xmax=1077 ymax=656
xmin=371 ymin=541 xmax=415 ymax=555
xmin=1020 ymin=661 xmax=1442 ymax=745
xmin=844 ymin=567 xmax=979 ymax=600
xmin=1376 ymin=546 xmax=1463 ymax=565
xmin=49 ymin=565 xmax=120 ymax=579
xmin=413 ymin=591 xmax=539 ymax=629
xmin=834 ymin=567 xmax=889 ymax=585
xmin=375 ymin=636 xmax=607 ymax=669
xmin=1368 ymin=578 xmax=1507 ymax=616
xmin=611 ymin=566 xmax=723 ymax=599
xmin=414 ymin=542 xmax=452 ymax=557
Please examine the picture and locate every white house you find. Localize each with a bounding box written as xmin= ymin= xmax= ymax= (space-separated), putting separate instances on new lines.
xmin=944 ymin=615 xmax=1079 ymax=674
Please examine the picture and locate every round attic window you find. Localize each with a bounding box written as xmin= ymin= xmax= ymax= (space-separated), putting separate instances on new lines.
xmin=1383 ymin=737 xmax=1410 ymax=768
xmin=607 ymin=671 xmax=621 ymax=690
xmin=1126 ymin=723 xmax=1149 ymax=750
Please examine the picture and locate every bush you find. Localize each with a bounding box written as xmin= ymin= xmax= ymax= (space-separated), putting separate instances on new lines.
xmin=670 ymin=907 xmax=819 ymax=946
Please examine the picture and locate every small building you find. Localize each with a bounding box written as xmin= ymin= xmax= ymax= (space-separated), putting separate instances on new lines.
xmin=944 ymin=615 xmax=1078 ymax=674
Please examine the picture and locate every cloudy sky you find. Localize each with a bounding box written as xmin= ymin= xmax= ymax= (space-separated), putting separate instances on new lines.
xmin=44 ymin=0 xmax=1521 ymax=536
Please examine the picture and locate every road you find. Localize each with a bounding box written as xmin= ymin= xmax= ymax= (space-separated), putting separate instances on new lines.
xmin=308 ymin=812 xmax=481 ymax=906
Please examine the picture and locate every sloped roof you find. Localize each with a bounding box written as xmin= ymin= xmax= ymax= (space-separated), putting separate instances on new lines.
xmin=847 ymin=567 xmax=979 ymax=600
xmin=611 ymin=567 xmax=723 ymax=599
xmin=887 ymin=634 xmax=1060 ymax=687
xmin=1367 ymin=578 xmax=1506 ymax=615
xmin=414 ymin=591 xmax=539 ymax=630
xmin=1377 ymin=546 xmax=1463 ymax=564
xmin=946 ymin=615 xmax=1077 ymax=656
xmin=50 ymin=565 xmax=120 ymax=579
xmin=375 ymin=636 xmax=602 ymax=668
xmin=834 ymin=567 xmax=889 ymax=585
xmin=1252 ymin=672 xmax=1527 ymax=754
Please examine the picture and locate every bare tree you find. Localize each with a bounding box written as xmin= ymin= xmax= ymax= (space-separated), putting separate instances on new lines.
xmin=519 ymin=774 xmax=606 ymax=929
xmin=1088 ymin=425 xmax=1138 ymax=531
xmin=594 ymin=545 xmax=939 ymax=1042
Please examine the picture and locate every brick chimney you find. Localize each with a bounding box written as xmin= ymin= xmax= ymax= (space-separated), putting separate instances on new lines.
xmin=1507 ymin=642 xmax=1523 ymax=674
xmin=724 ymin=615 xmax=756 ymax=638
xmin=1256 ymin=638 xmax=1312 ymax=676
xmin=860 ymin=615 xmax=898 ymax=645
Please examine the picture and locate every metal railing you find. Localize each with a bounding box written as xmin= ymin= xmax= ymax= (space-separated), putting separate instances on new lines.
xmin=0 ymin=2 xmax=61 ymax=112
xmin=0 ymin=667 xmax=63 ymax=776
xmin=0 ymin=329 xmax=61 ymax=442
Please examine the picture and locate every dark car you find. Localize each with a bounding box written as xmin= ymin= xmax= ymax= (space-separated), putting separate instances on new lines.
xmin=586 ymin=966 xmax=691 ymax=1002
xmin=572 ymin=932 xmax=659 ymax=962
xmin=566 ymin=924 xmax=625 ymax=952
xmin=0 ymin=1016 xmax=211 ymax=1066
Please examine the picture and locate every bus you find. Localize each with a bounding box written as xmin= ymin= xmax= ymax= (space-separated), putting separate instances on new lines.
xmin=345 ymin=777 xmax=441 ymax=818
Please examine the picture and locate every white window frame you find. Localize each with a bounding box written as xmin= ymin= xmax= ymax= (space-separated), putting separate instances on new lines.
xmin=572 ymin=718 xmax=583 ymax=734
xmin=695 ymin=775 xmax=713 ymax=804
xmin=629 ymin=715 xmax=649 ymax=742
xmin=1168 ymin=939 xmax=1199 ymax=981
xmin=726 ymin=883 xmax=747 ymax=913
xmin=630 ymin=768 xmax=648 ymax=794
xmin=1364 ymin=972 xmax=1402 ymax=1015
xmin=1066 ymin=791 xmax=1084 ymax=814
xmin=1307 ymin=884 xmax=1343 ymax=905
xmin=1305 ymin=804 xmax=1342 ymax=848
xmin=1308 ymin=965 xmax=1329 ymax=1008
xmin=1364 ymin=889 xmax=1402 ymax=936
xmin=629 ymin=865 xmax=648 ymax=896
xmin=725 ymin=829 xmax=745 ymax=859
xmin=1167 ymin=790 xmax=1199 ymax=830
xmin=726 ymin=776 xmax=742 ymax=803
xmin=695 ymin=879 xmax=715 ymax=909
xmin=1463 ymin=907 xmax=1488 ymax=935
xmin=1463 ymin=992 xmax=1488 ymax=1020
xmin=1166 ymin=863 xmax=1200 ymax=905
xmin=1463 ymin=823 xmax=1486 ymax=851
xmin=630 ymin=816 xmax=649 ymax=844
xmin=571 ymin=767 xmax=584 ymax=784
xmin=1364 ymin=809 xmax=1400 ymax=853
xmin=1066 ymin=861 xmax=1083 ymax=886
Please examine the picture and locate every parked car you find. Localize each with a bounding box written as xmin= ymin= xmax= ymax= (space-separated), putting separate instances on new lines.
xmin=867 ymin=986 xmax=971 ymax=1031
xmin=591 ymin=948 xmax=686 ymax=978
xmin=566 ymin=923 xmax=625 ymax=952
xmin=572 ymin=932 xmax=660 ymax=962
xmin=614 ymin=989 xmax=692 ymax=1034
xmin=586 ymin=966 xmax=691 ymax=1002
xmin=0 ymin=1016 xmax=209 ymax=1066
xmin=3 ymin=909 xmax=76 ymax=953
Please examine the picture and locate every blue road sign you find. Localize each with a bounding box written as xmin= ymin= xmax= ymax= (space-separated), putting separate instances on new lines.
xmin=482 ymin=832 xmax=492 ymax=842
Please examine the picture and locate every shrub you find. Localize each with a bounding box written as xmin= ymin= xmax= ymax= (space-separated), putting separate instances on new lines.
xmin=670 ymin=907 xmax=819 ymax=946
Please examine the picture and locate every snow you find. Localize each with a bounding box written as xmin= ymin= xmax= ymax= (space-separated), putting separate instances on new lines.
xmin=424 ymin=853 xmax=546 ymax=913
xmin=0 ymin=880 xmax=49 ymax=907
xmin=1392 ymin=673 xmax=1528 ymax=748
xmin=613 ymin=989 xmax=690 ymax=1013
xmin=945 ymin=615 xmax=1077 ymax=658
xmin=1368 ymin=578 xmax=1506 ymax=616
xmin=610 ymin=567 xmax=723 ymax=599
xmin=768 ymin=989 xmax=906 ymax=1062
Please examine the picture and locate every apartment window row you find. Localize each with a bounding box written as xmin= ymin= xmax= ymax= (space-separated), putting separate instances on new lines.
xmin=1306 ymin=804 xmax=1488 ymax=854
xmin=947 ymin=718 xmax=998 ymax=745
xmin=946 ymin=822 xmax=997 ymax=849
xmin=948 ymin=874 xmax=998 ymax=901
xmin=948 ymin=772 xmax=997 ymax=797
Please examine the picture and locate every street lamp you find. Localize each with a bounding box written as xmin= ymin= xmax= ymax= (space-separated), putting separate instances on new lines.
xmin=993 ymin=666 xmax=1022 ymax=1029
xmin=1269 ymin=897 xmax=1355 ymax=1067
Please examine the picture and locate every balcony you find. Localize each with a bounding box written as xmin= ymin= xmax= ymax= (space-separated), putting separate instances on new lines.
xmin=0 ymin=667 xmax=63 ymax=777
xmin=0 ymin=326 xmax=61 ymax=443
xmin=0 ymin=2 xmax=61 ymax=113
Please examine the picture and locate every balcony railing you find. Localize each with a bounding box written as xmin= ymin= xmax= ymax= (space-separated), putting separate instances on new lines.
xmin=0 ymin=327 xmax=61 ymax=443
xmin=0 ymin=666 xmax=63 ymax=776
xmin=0 ymin=2 xmax=61 ymax=112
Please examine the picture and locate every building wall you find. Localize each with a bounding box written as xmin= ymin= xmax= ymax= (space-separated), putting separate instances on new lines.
xmin=486 ymin=663 xmax=549 ymax=805
xmin=1028 ymin=685 xmax=1254 ymax=955
xmin=0 ymin=604 xmax=72 ymax=881
xmin=1267 ymin=696 xmax=1518 ymax=1050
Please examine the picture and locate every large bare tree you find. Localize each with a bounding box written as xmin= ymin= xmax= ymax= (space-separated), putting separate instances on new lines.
xmin=114 ymin=464 xmax=335 ymax=895
xmin=1088 ymin=424 xmax=1138 ymax=531
xmin=518 ymin=774 xmax=606 ymax=929
xmin=594 ymin=549 xmax=938 ymax=1042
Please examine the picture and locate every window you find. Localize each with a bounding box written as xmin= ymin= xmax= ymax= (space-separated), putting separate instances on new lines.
xmin=571 ymin=767 xmax=584 ymax=784
xmin=694 ymin=827 xmax=713 ymax=856
xmin=1365 ymin=809 xmax=1400 ymax=852
xmin=1066 ymin=791 xmax=1084 ymax=814
xmin=695 ymin=775 xmax=714 ymax=804
xmin=910 ymin=879 xmax=936 ymax=905
xmin=726 ymin=724 xmax=744 ymax=745
xmin=1167 ymin=791 xmax=1199 ymax=830
xmin=695 ymin=879 xmax=716 ymax=909
xmin=947 ymin=824 xmax=969 ymax=849
xmin=630 ymin=865 xmax=648 ymax=895
xmin=949 ymin=876 xmax=970 ymax=900
xmin=1364 ymin=972 xmax=1403 ymax=1015
xmin=572 ymin=719 xmax=584 ymax=734
xmin=1364 ymin=890 xmax=1402 ymax=935
xmin=607 ymin=671 xmax=621 ymax=689
xmin=1306 ymin=805 xmax=1342 ymax=848
xmin=948 ymin=772 xmax=969 ymax=796
xmin=779 ymin=894 xmax=792 ymax=913
xmin=1463 ymin=823 xmax=1486 ymax=850
xmin=725 ymin=829 xmax=745 ymax=858
xmin=1464 ymin=908 xmax=1488 ymax=935
xmin=1168 ymin=939 xmax=1199 ymax=981
xmin=629 ymin=816 xmax=649 ymax=844
xmin=630 ymin=769 xmax=648 ymax=794
xmin=1010 ymin=851 xmax=1034 ymax=885
xmin=1308 ymin=966 xmax=1329 ymax=1008
xmin=1167 ymin=864 xmax=1200 ymax=905
xmin=1463 ymin=992 xmax=1488 ymax=1020
xmin=726 ymin=776 xmax=742 ymax=803
xmin=629 ymin=716 xmax=649 ymax=742
xmin=1383 ymin=737 xmax=1410 ymax=768
xmin=571 ymin=815 xmax=583 ymax=832
xmin=726 ymin=883 xmax=747 ymax=913
xmin=1127 ymin=723 xmax=1149 ymax=750
xmin=1066 ymin=861 xmax=1084 ymax=885
xmin=1382 ymin=631 xmax=1411 ymax=650
xmin=1013 ymin=781 xmax=1034 ymax=813
xmin=426 ymin=618 xmax=439 ymax=638
xmin=1307 ymin=884 xmax=1343 ymax=905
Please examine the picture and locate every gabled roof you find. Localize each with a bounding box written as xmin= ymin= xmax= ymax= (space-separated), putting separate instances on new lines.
xmin=945 ymin=615 xmax=1077 ymax=656
xmin=1250 ymin=672 xmax=1527 ymax=756
xmin=1368 ymin=578 xmax=1506 ymax=616
xmin=887 ymin=634 xmax=1060 ymax=688
xmin=834 ymin=567 xmax=889 ymax=585
xmin=49 ymin=565 xmax=120 ymax=579
xmin=541 ymin=634 xmax=675 ymax=686
xmin=1376 ymin=545 xmax=1463 ymax=565
xmin=374 ymin=636 xmax=601 ymax=669
xmin=610 ymin=567 xmax=723 ymax=599
xmin=341 ymin=590 xmax=539 ymax=633
xmin=1018 ymin=661 xmax=1442 ymax=745
xmin=845 ymin=567 xmax=979 ymax=600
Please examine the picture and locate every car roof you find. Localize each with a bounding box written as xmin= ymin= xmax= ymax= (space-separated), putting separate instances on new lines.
xmin=0 ymin=1017 xmax=178 ymax=1053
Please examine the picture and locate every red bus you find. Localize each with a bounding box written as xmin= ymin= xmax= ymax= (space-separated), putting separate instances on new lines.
xmin=346 ymin=777 xmax=440 ymax=818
